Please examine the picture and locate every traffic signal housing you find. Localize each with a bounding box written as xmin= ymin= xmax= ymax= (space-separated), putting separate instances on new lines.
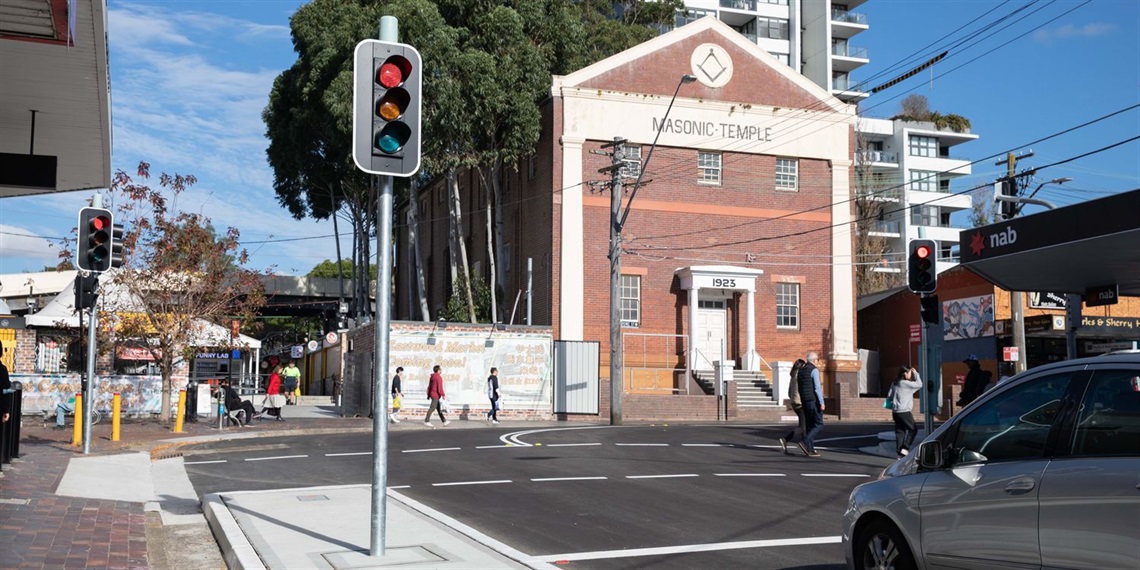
xmin=74 ymin=273 xmax=99 ymax=311
xmin=919 ymin=294 xmax=940 ymax=325
xmin=907 ymin=238 xmax=937 ymax=294
xmin=110 ymin=223 xmax=126 ymax=268
xmin=77 ymin=207 xmax=114 ymax=272
xmin=352 ymin=39 xmax=422 ymax=177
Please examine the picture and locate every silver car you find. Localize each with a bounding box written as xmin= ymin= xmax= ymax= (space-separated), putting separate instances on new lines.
xmin=843 ymin=353 xmax=1140 ymax=570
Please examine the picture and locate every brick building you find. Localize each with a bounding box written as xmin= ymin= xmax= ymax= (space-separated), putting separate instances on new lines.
xmin=395 ymin=18 xmax=862 ymax=420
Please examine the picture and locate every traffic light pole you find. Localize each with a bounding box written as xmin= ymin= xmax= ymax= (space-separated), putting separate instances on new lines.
xmin=369 ymin=16 xmax=397 ymax=561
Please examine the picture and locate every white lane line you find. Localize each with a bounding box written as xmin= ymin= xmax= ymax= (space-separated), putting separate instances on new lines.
xmin=615 ymin=443 xmax=669 ymax=447
xmin=802 ymin=473 xmax=871 ymax=478
xmin=244 ymin=455 xmax=308 ymax=462
xmin=626 ymin=474 xmax=698 ymax=479
xmin=403 ymin=447 xmax=462 ymax=453
xmin=817 ymin=434 xmax=882 ymax=442
xmin=325 ymin=451 xmax=371 ymax=457
xmin=546 ymin=442 xmax=602 ymax=447
xmin=531 ymin=476 xmax=608 ymax=482
xmin=432 ymin=480 xmax=513 ymax=487
xmin=714 ymin=473 xmax=786 ymax=477
xmin=681 ymin=443 xmax=725 ymax=447
xmin=535 ymin=535 xmax=842 ymax=562
xmin=183 ymin=460 xmax=227 ymax=465
xmin=389 ymin=485 xmax=411 ymax=490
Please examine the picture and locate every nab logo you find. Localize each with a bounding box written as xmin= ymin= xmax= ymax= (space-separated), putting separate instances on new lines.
xmin=989 ymin=226 xmax=1018 ymax=248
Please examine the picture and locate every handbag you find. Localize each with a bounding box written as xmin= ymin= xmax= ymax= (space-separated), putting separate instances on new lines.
xmin=392 ymin=395 xmax=402 ymax=410
xmin=440 ymin=397 xmax=451 ymax=413
xmin=883 ymin=383 xmax=895 ymax=409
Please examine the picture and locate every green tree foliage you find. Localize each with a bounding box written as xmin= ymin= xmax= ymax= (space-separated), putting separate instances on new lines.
xmin=98 ymin=162 xmax=267 ymax=423
xmin=439 ymin=273 xmax=492 ymax=323
xmin=307 ymin=259 xmax=376 ymax=279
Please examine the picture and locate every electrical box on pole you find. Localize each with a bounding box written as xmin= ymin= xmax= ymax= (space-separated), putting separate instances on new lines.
xmin=352 ymin=39 xmax=422 ymax=177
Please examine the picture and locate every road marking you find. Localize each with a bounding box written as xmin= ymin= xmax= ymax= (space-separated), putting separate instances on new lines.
xmin=389 ymin=485 xmax=411 ymax=490
xmin=681 ymin=443 xmax=725 ymax=447
xmin=432 ymin=480 xmax=513 ymax=487
xmin=325 ymin=452 xmax=371 ymax=457
xmin=546 ymin=442 xmax=602 ymax=447
xmin=535 ymin=535 xmax=842 ymax=562
xmin=626 ymin=474 xmax=698 ymax=479
xmin=403 ymin=447 xmax=462 ymax=454
xmin=615 ymin=443 xmax=669 ymax=447
xmin=184 ymin=460 xmax=228 ymax=465
xmin=501 ymin=425 xmax=614 ymax=447
xmin=244 ymin=455 xmax=308 ymax=462
xmin=802 ymin=473 xmax=871 ymax=478
xmin=713 ymin=473 xmax=786 ymax=477
xmin=817 ymin=434 xmax=881 ymax=442
xmin=531 ymin=476 xmax=608 ymax=482
xmin=475 ymin=445 xmax=515 ymax=449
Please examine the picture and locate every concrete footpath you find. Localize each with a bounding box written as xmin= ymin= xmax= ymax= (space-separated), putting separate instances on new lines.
xmin=3 ymin=404 xmax=904 ymax=569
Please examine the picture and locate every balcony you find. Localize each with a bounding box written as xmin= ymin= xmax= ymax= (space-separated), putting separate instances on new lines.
xmin=831 ymin=8 xmax=868 ymax=39
xmin=832 ymin=44 xmax=869 ymax=59
xmin=858 ymin=150 xmax=898 ymax=165
xmin=867 ymin=220 xmax=901 ymax=236
xmin=857 ymin=184 xmax=903 ymax=202
xmin=720 ymin=0 xmax=757 ymax=9
xmin=832 ymin=9 xmax=868 ymax=25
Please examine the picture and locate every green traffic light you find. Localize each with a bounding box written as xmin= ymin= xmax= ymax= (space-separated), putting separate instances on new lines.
xmin=376 ymin=122 xmax=411 ymax=154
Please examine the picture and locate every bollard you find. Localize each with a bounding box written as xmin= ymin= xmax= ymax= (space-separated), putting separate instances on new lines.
xmin=72 ymin=393 xmax=83 ymax=446
xmin=174 ymin=389 xmax=186 ymax=433
xmin=112 ymin=392 xmax=121 ymax=442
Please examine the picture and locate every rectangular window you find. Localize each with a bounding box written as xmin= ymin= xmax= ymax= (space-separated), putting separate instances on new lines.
xmin=909 ymin=135 xmax=937 ymax=157
xmin=698 ymin=152 xmax=722 ymax=185
xmin=528 ymin=155 xmax=536 ymax=180
xmin=775 ymin=158 xmax=798 ymax=191
xmin=620 ymin=275 xmax=641 ymax=328
xmin=909 ymin=170 xmax=938 ymax=193
xmin=620 ymin=145 xmax=642 ymax=179
xmin=776 ymin=283 xmax=800 ymax=329
xmin=757 ymin=17 xmax=789 ymax=40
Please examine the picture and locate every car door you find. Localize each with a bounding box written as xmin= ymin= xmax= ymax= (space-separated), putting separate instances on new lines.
xmin=1038 ymin=365 xmax=1140 ymax=570
xmin=919 ymin=368 xmax=1084 ymax=570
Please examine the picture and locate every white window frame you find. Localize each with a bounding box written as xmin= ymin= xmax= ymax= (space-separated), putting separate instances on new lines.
xmin=620 ymin=145 xmax=642 ymax=179
xmin=909 ymin=170 xmax=938 ymax=193
xmin=620 ymin=275 xmax=641 ymax=328
xmin=757 ymin=17 xmax=789 ymax=40
xmin=909 ymin=135 xmax=937 ymax=157
xmin=698 ymin=152 xmax=722 ymax=185
xmin=776 ymin=283 xmax=800 ymax=330
xmin=775 ymin=158 xmax=798 ymax=191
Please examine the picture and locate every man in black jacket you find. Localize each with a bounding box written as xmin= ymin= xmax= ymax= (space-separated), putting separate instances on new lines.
xmin=795 ymin=352 xmax=825 ymax=457
xmin=220 ymin=380 xmax=259 ymax=426
xmin=958 ymin=355 xmax=990 ymax=408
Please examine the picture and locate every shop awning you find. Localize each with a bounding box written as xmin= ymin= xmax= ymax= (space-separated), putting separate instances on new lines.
xmin=958 ymin=189 xmax=1140 ymax=298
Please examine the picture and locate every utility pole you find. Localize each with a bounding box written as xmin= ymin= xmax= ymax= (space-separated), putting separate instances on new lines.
xmin=995 ymin=151 xmax=1032 ymax=374
xmin=598 ymin=137 xmax=626 ymax=425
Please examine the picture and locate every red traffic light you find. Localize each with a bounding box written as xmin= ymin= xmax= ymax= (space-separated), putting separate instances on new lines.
xmin=915 ymin=244 xmax=932 ymax=259
xmin=377 ymin=56 xmax=412 ymax=88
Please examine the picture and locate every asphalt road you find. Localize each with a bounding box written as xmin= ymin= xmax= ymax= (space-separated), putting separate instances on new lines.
xmin=183 ymin=422 xmax=894 ymax=569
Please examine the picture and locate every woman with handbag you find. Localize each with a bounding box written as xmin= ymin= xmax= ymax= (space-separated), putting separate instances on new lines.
xmin=261 ymin=364 xmax=286 ymax=421
xmin=389 ymin=367 xmax=403 ymax=424
xmin=889 ymin=366 xmax=923 ymax=457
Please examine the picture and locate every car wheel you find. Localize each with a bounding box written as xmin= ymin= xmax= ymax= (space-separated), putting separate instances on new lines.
xmin=856 ymin=519 xmax=916 ymax=570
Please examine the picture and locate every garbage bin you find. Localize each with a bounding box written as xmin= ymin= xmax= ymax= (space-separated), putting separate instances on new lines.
xmin=185 ymin=381 xmax=198 ymax=423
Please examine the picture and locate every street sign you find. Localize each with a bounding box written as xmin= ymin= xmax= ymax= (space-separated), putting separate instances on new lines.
xmin=1027 ymin=291 xmax=1067 ymax=310
xmin=325 ymin=331 xmax=339 ymax=345
xmin=909 ymin=324 xmax=922 ymax=342
xmin=1003 ymin=346 xmax=1020 ymax=362
xmin=1084 ymin=284 xmax=1119 ymax=307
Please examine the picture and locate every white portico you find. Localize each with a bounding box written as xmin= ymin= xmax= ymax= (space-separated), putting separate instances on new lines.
xmin=675 ymin=266 xmax=765 ymax=380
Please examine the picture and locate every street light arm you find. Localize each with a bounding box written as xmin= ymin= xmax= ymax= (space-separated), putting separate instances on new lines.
xmin=1013 ymin=177 xmax=1071 ymax=217
xmin=618 ymin=75 xmax=696 ymax=230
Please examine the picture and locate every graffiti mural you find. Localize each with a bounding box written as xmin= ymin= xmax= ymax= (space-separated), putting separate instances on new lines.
xmin=942 ymin=294 xmax=996 ymax=341
xmin=12 ymin=374 xmax=178 ymax=415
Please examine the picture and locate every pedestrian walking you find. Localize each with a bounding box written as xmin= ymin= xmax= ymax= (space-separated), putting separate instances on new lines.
xmin=282 ymin=361 xmax=302 ymax=405
xmin=796 ymin=352 xmax=825 ymax=457
xmin=957 ymin=355 xmax=991 ymax=408
xmin=261 ymin=365 xmax=286 ymax=421
xmin=486 ymin=367 xmax=500 ymax=424
xmin=889 ymin=366 xmax=923 ymax=457
xmin=389 ymin=367 xmax=403 ymax=423
xmin=424 ymin=365 xmax=449 ymax=427
xmin=778 ymin=359 xmax=807 ymax=454
xmin=1 ymin=340 xmax=12 ymax=424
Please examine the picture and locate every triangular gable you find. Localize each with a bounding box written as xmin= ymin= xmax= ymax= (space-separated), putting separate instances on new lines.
xmin=555 ymin=16 xmax=847 ymax=114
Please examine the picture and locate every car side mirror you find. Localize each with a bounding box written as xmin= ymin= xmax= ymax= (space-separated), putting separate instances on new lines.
xmin=917 ymin=440 xmax=943 ymax=470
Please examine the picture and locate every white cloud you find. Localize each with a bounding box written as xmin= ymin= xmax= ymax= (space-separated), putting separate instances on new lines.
xmin=1033 ymin=22 xmax=1114 ymax=43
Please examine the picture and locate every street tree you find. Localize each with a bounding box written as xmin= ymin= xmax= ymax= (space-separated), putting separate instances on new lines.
xmin=95 ymin=162 xmax=267 ymax=423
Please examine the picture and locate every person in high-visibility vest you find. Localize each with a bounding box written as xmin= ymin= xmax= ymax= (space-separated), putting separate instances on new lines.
xmin=282 ymin=361 xmax=302 ymax=405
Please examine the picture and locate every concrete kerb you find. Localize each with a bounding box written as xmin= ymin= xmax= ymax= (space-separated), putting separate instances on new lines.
xmin=203 ymin=492 xmax=266 ymax=570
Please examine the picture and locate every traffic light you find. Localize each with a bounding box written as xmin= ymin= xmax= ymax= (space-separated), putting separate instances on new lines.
xmin=74 ymin=273 xmax=99 ymax=310
xmin=907 ymin=238 xmax=937 ymax=294
xmin=919 ymin=294 xmax=940 ymax=325
xmin=998 ymin=178 xmax=1016 ymax=220
xmin=110 ymin=223 xmax=126 ymax=268
xmin=77 ymin=207 xmax=114 ymax=272
xmin=352 ymin=39 xmax=422 ymax=177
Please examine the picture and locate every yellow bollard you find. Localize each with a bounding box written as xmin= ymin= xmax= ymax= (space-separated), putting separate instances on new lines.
xmin=112 ymin=392 xmax=121 ymax=442
xmin=72 ymin=393 xmax=83 ymax=446
xmin=174 ymin=389 xmax=186 ymax=433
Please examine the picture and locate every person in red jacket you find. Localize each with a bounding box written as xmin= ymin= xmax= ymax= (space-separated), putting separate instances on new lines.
xmin=424 ymin=364 xmax=450 ymax=427
xmin=261 ymin=365 xmax=286 ymax=421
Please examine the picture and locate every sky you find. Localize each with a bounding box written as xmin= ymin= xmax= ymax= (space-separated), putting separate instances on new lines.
xmin=1 ymin=0 xmax=1137 ymax=276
